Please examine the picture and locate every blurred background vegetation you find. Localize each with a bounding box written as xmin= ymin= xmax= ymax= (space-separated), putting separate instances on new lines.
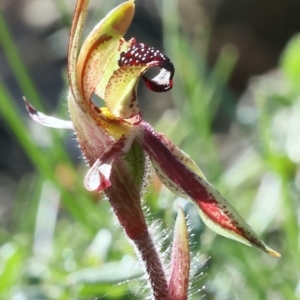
xmin=0 ymin=0 xmax=300 ymax=299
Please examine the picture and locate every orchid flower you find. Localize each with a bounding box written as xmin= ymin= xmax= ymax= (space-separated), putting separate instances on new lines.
xmin=25 ymin=0 xmax=280 ymax=298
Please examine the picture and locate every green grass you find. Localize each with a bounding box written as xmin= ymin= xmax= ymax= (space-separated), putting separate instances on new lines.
xmin=1 ymin=0 xmax=300 ymax=299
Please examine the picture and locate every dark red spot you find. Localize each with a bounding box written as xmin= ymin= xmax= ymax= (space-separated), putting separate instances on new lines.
xmin=93 ymin=105 xmax=101 ymax=113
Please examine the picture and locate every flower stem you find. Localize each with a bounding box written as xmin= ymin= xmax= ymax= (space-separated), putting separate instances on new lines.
xmin=106 ymin=158 xmax=168 ymax=299
xmin=134 ymin=235 xmax=168 ymax=300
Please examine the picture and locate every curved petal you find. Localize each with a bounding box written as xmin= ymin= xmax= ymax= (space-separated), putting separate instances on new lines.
xmin=84 ymin=158 xmax=111 ymax=192
xmin=77 ymin=1 xmax=135 ymax=103
xmin=138 ymin=121 xmax=280 ymax=257
xmin=99 ymin=42 xmax=174 ymax=119
xmin=24 ymin=98 xmax=73 ymax=129
xmin=68 ymin=1 xmax=136 ymax=145
xmin=68 ymin=0 xmax=89 ymax=109
xmin=84 ymin=136 xmax=132 ymax=192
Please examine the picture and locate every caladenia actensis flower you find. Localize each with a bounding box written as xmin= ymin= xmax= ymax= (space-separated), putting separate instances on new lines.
xmin=25 ymin=0 xmax=280 ymax=299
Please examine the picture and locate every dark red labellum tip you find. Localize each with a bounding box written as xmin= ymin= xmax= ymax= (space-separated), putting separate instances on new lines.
xmin=118 ymin=42 xmax=175 ymax=93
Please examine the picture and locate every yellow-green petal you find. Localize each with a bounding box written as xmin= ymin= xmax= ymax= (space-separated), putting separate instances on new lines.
xmin=77 ymin=1 xmax=135 ymax=103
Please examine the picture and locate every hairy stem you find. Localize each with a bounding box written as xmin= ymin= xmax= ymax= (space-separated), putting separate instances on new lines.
xmin=134 ymin=235 xmax=168 ymax=300
xmin=106 ymin=158 xmax=168 ymax=299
